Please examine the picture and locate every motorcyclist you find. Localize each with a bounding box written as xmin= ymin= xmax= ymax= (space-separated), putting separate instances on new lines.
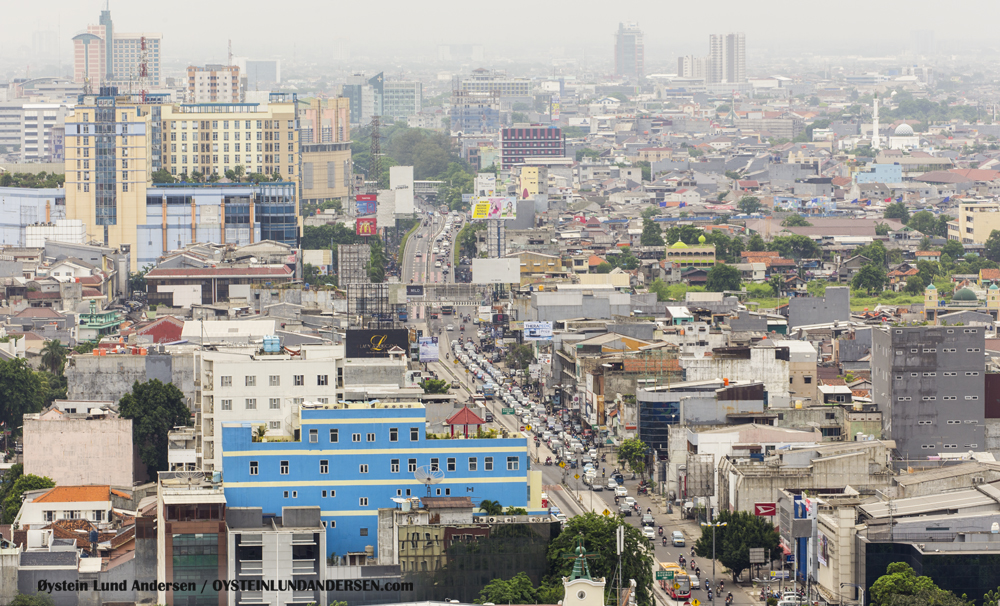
xmin=661 ymin=536 xmax=667 ymax=547
xmin=657 ymin=526 xmax=663 ymax=536
xmin=727 ymin=592 xmax=733 ymax=605
xmin=707 ymin=589 xmax=713 ymax=602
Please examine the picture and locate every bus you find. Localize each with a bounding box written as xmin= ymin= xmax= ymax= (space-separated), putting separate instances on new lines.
xmin=659 ymin=562 xmax=691 ymax=600
xmin=429 ymin=308 xmax=440 ymax=320
xmin=441 ymin=304 xmax=454 ymax=316
xmin=482 ymin=383 xmax=496 ymax=399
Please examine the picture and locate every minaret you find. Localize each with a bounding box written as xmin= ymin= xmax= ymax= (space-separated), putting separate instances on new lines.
xmin=871 ymin=93 xmax=881 ymax=150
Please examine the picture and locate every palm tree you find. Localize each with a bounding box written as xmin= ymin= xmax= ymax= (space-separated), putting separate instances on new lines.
xmin=40 ymin=340 xmax=66 ymax=375
xmin=479 ymin=500 xmax=503 ymax=516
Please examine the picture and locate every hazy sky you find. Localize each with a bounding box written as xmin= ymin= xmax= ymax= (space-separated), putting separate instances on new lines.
xmin=3 ymin=0 xmax=1000 ymax=69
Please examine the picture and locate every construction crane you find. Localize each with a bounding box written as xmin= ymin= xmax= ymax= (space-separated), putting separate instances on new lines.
xmin=138 ymin=35 xmax=148 ymax=103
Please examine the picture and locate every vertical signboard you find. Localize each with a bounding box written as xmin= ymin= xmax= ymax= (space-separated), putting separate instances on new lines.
xmin=356 ymin=217 xmax=378 ymax=236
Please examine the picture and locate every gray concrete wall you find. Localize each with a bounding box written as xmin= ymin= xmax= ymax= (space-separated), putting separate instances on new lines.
xmin=0 ymin=551 xmax=17 ymax=606
xmin=66 ymin=351 xmax=196 ymax=405
xmin=788 ymin=287 xmax=850 ymax=330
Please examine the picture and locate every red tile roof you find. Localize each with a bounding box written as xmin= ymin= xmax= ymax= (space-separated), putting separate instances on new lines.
xmin=14 ymin=307 xmax=64 ymax=318
xmin=132 ymin=316 xmax=185 ymax=344
xmin=82 ymin=288 xmax=103 ymax=297
xmin=445 ymin=406 xmax=486 ymax=426
xmin=25 ymin=291 xmax=59 ymax=299
xmin=981 ymin=269 xmax=1000 ymax=281
xmin=35 ymin=486 xmax=111 ymax=503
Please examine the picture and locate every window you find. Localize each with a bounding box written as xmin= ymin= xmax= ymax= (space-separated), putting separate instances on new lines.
xmin=410 ymin=427 xmax=419 ymax=441
xmin=269 ymin=375 xmax=280 ymax=386
xmin=292 ymin=491 xmax=297 ymax=498
xmin=367 ymin=433 xmax=375 ymax=442
xmin=923 ymin=349 xmax=936 ymax=353
xmin=322 ymin=490 xmax=327 ymax=498
xmin=485 ymin=457 xmax=494 ymax=471
xmin=967 ymin=372 xmax=980 ymax=376
xmin=804 ymin=376 xmax=813 ymax=384
xmin=944 ymin=396 xmax=957 ymax=401
xmin=249 ymin=461 xmax=258 ymax=475
xmin=245 ymin=376 xmax=256 ymax=387
xmin=895 ymin=376 xmax=903 ymax=380
xmin=294 ymin=375 xmax=304 ymax=386
xmin=221 ymin=399 xmax=232 ymax=411
xmin=469 ymin=457 xmax=477 ymax=471
xmin=968 ymin=348 xmax=981 ymax=352
xmin=391 ymin=459 xmax=400 ymax=473
xmin=309 ymin=429 xmax=318 ymax=443
xmin=430 ymin=458 xmax=439 ymax=471
xmin=269 ymin=398 xmax=280 ymax=410
xmin=329 ymin=490 xmax=336 ymax=497
xmin=221 ymin=376 xmax=232 ymax=387
xmin=318 ymin=375 xmax=329 ymax=386
xmin=507 ymin=456 xmax=519 ymax=470
xmin=352 ymin=433 xmax=361 ymax=442
xmin=284 ymin=491 xmax=289 ymax=498
xmin=320 ymin=460 xmax=329 ymax=474
xmin=359 ymin=498 xmax=368 ymax=507
xmin=360 ymin=464 xmax=369 ymax=473
xmin=825 ymin=413 xmax=836 ymax=420
xmin=447 ymin=458 xmax=456 ymax=472
xmin=245 ymin=398 xmax=256 ymax=410
xmin=269 ymin=421 xmax=280 ymax=429
xmin=280 ymin=460 xmax=289 ymax=475
xmin=408 ymin=458 xmax=417 ymax=472
xmin=923 ymin=372 xmax=936 ymax=377
xmin=330 ymin=429 xmax=339 ymax=443
xmin=390 ymin=427 xmax=398 ymax=442
xmin=966 ymin=396 xmax=980 ymax=400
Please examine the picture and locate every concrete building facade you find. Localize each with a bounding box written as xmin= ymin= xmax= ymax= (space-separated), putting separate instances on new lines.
xmin=872 ymin=325 xmax=986 ymax=459
xmin=187 ymin=65 xmax=241 ymax=103
xmin=614 ymin=23 xmax=644 ymax=81
xmin=23 ymin=416 xmax=141 ymax=487
xmin=947 ymin=202 xmax=1000 ymax=245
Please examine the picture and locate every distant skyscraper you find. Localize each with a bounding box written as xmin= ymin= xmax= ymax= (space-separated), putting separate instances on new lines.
xmin=707 ymin=32 xmax=746 ymax=85
xmin=677 ymin=55 xmax=708 ymax=79
xmin=614 ymin=22 xmax=644 ymax=81
xmin=72 ymin=6 xmax=162 ymax=87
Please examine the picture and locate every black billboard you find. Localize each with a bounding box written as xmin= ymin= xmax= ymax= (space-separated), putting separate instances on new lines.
xmin=346 ymin=329 xmax=410 ymax=358
xmin=406 ymin=285 xmax=424 ymax=297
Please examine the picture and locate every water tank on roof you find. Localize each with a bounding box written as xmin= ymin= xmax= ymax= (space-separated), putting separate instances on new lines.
xmin=263 ymin=335 xmax=281 ymax=353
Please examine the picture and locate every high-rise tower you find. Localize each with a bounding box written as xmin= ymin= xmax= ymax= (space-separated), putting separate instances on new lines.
xmin=614 ymin=22 xmax=644 ymax=81
xmin=707 ymin=33 xmax=746 ymax=84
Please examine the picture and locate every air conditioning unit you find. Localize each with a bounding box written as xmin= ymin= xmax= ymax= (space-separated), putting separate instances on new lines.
xmin=504 ymin=517 xmax=513 ymax=523
xmin=487 ymin=517 xmax=497 ymax=523
xmin=528 ymin=517 xmax=540 ymax=522
xmin=973 ymin=476 xmax=985 ymax=485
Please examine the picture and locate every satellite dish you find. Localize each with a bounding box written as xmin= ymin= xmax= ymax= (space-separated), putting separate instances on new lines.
xmin=414 ymin=466 xmax=445 ymax=495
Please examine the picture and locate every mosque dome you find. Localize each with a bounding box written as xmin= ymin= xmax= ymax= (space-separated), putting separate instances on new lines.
xmin=698 ymin=235 xmax=707 ymax=244
xmin=952 ymin=288 xmax=978 ymax=302
xmin=894 ymin=123 xmax=915 ymax=137
xmin=670 ymin=240 xmax=689 ymax=249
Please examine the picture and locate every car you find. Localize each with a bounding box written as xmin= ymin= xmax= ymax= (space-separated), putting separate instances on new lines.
xmin=642 ymin=526 xmax=656 ymax=541
xmin=641 ymin=514 xmax=655 ymax=528
xmin=614 ymin=486 xmax=628 ymax=497
xmin=607 ymin=479 xmax=619 ymax=490
xmin=689 ymin=573 xmax=700 ymax=590
xmin=618 ymin=504 xmax=632 ymax=517
xmin=554 ymin=513 xmax=568 ymax=525
xmin=671 ymin=530 xmax=685 ymax=547
xmin=592 ymin=483 xmax=604 ymax=492
xmin=623 ymin=497 xmax=636 ymax=509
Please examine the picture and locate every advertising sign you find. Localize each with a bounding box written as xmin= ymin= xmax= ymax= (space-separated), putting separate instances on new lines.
xmin=471 ymin=196 xmax=517 ymax=220
xmin=418 ymin=336 xmax=439 ymax=363
xmin=754 ymin=503 xmax=777 ymax=516
xmin=476 ymin=174 xmax=497 ymax=197
xmin=356 ymin=194 xmax=377 ymax=215
xmin=539 ymin=353 xmax=552 ymax=366
xmin=471 ymin=258 xmax=520 ymax=284
xmin=356 ymin=217 xmax=378 ymax=236
xmin=524 ymin=321 xmax=553 ymax=341
xmin=818 ymin=532 xmax=828 ymax=567
xmin=345 ymin=329 xmax=409 ymax=358
xmin=551 ymin=94 xmax=560 ymax=122
xmin=406 ymin=285 xmax=424 ymax=297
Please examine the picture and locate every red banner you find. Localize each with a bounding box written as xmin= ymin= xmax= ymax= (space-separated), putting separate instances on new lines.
xmin=356 ymin=217 xmax=377 ymax=236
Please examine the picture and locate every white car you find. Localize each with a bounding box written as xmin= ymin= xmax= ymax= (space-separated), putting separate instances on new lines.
xmin=607 ymin=478 xmax=619 ymax=490
xmin=447 ymin=324 xmax=454 ymax=331
xmin=642 ymin=526 xmax=656 ymax=541
xmin=614 ymin=486 xmax=628 ymax=497
xmin=624 ymin=497 xmax=636 ymax=509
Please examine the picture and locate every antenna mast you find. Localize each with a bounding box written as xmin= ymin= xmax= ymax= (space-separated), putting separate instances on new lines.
xmin=369 ymin=115 xmax=382 ymax=193
xmin=138 ymin=35 xmax=149 ymax=103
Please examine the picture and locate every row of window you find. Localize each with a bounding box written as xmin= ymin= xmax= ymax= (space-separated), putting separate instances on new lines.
xmin=220 ymin=397 xmax=327 ymax=411
xmin=168 ymin=142 xmax=293 ymax=153
xmin=309 ymin=427 xmax=419 ymax=443
xmin=898 ymin=396 xmax=979 ymax=401
xmin=171 ymin=120 xmax=293 ymax=130
xmin=895 ymin=348 xmax=980 ymax=354
xmin=894 ymin=328 xmax=978 ymax=334
xmin=917 ymin=419 xmax=980 ymax=425
xmin=895 ymin=372 xmax=979 ymax=378
xmin=249 ymin=455 xmax=518 ymax=476
xmin=920 ymin=444 xmax=978 ymax=449
xmin=222 ymin=374 xmax=328 ymax=387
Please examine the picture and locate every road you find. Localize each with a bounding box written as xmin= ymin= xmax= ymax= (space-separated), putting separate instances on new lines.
xmin=401 ymin=204 xmax=464 ymax=287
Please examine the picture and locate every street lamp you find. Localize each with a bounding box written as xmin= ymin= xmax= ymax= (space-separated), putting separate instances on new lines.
xmin=840 ymin=583 xmax=865 ymax=606
xmin=700 ymin=520 xmax=728 ymax=603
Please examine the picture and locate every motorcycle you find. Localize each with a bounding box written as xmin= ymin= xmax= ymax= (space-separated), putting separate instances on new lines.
xmin=707 ymin=590 xmax=713 ymax=602
xmin=544 ymin=457 xmax=553 ymax=466
xmin=657 ymin=527 xmax=663 ymax=537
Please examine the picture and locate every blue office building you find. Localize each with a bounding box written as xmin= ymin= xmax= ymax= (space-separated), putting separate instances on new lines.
xmin=221 ymin=403 xmax=531 ymax=558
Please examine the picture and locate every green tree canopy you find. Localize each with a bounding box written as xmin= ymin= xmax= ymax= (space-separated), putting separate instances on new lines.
xmin=118 ymin=379 xmax=191 ymax=477
xmin=781 ymin=214 xmax=812 ymax=227
xmin=851 ymin=263 xmax=889 ymax=295
xmin=854 ymin=240 xmax=889 ymax=267
xmin=617 ymin=438 xmax=648 ymax=477
xmin=693 ymin=510 xmax=780 ymax=582
xmin=151 ymin=169 xmax=175 ymax=184
xmin=706 ymin=264 xmax=742 ymax=292
xmin=870 ymin=562 xmax=970 ymax=606
xmin=738 ymin=195 xmax=762 ymax=215
xmin=506 ymin=344 xmax=535 ymax=371
xmin=40 ymin=340 xmax=66 ymax=375
xmin=908 ymin=210 xmax=939 ymax=235
xmin=3 ymin=472 xmax=55 ymax=524
xmin=546 ymin=514 xmax=654 ymax=606
xmin=641 ymin=205 xmax=660 ymax=219
xmin=665 ymin=224 xmax=706 ymax=246
xmin=904 ymin=274 xmax=927 ymax=294
xmin=768 ymin=275 xmax=785 ymax=296
xmin=747 ymin=233 xmax=767 ymax=251
xmin=940 ymin=239 xmax=965 ymax=260
xmin=883 ymin=202 xmax=910 ymax=223
xmin=0 ymin=358 xmax=45 ymax=431
xmin=875 ymin=222 xmax=891 ymax=236
xmin=419 ymin=379 xmax=449 ymax=394
xmin=476 ymin=572 xmax=538 ymax=604
xmin=10 ymin=593 xmax=56 ymax=606
xmin=640 ymin=218 xmax=665 ymax=247
xmin=767 ymin=234 xmax=821 ymax=260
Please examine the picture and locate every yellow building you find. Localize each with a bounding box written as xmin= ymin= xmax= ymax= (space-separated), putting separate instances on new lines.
xmin=947 ymin=201 xmax=1000 ymax=245
xmin=511 ymin=251 xmax=565 ymax=275
xmin=665 ymin=236 xmax=716 ymax=268
xmin=517 ymin=166 xmax=546 ymax=199
xmin=64 ymin=94 xmax=153 ymax=260
xmin=298 ymin=97 xmax=353 ymax=204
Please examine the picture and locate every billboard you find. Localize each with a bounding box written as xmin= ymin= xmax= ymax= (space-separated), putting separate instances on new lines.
xmin=418 ymin=336 xmax=439 ymax=362
xmin=471 ymin=258 xmax=520 ymax=284
xmin=476 ymin=174 xmax=496 ymax=197
xmin=345 ymin=329 xmax=409 ymax=358
xmin=390 ymin=166 xmax=415 ymax=214
xmin=471 ymin=196 xmax=517 ymax=220
xmin=406 ymin=285 xmax=424 ymax=297
xmin=377 ymin=190 xmax=396 ymax=227
xmin=550 ymin=94 xmax=560 ymax=122
xmin=524 ymin=321 xmax=553 ymax=341
xmin=356 ymin=194 xmax=377 ymax=215
xmin=356 ymin=217 xmax=377 ymax=236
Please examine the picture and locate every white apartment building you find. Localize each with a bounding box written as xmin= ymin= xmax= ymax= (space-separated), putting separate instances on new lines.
xmin=198 ymin=345 xmax=347 ymax=471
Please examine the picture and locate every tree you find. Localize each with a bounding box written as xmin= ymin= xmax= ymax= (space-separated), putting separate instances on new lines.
xmin=706 ymin=264 xmax=742 ymax=292
xmin=738 ymin=195 xmax=762 ymax=215
xmin=3 ymin=473 xmax=55 ymax=523
xmin=0 ymin=358 xmax=45 ymax=431
xmin=478 ymin=499 xmax=504 ymax=515
xmin=641 ymin=205 xmax=659 ymax=219
xmin=419 ymin=379 xmax=449 ymax=394
xmin=118 ymin=379 xmax=192 ymax=476
xmin=693 ymin=510 xmax=780 ymax=583
xmin=985 ymin=230 xmax=1000 ymax=263
xmin=40 ymin=340 xmax=66 ymax=375
xmin=767 ymin=235 xmax=821 ymax=260
xmin=151 ymin=169 xmax=175 ymax=184
xmin=918 ymin=236 xmax=932 ymax=251
xmin=908 ymin=210 xmax=939 ymax=235
xmin=747 ymin=233 xmax=767 ymax=251
xmin=768 ymin=275 xmax=785 ymax=297
xmin=941 ymin=239 xmax=964 ymax=259
xmin=640 ymin=218 xmax=665 ymax=247
xmin=476 ymin=572 xmax=537 ymax=605
xmin=781 ymin=214 xmax=812 ymax=227
xmin=594 ymin=262 xmax=613 ymax=274
xmin=854 ymin=240 xmax=888 ymax=267
xmin=546 ymin=513 xmax=654 ymax=606
xmin=870 ymin=562 xmax=970 ymax=606
xmin=9 ymin=593 xmax=55 ymax=606
xmin=851 ymin=263 xmax=889 ymax=295
xmin=875 ymin=222 xmax=891 ymax=236
xmin=904 ymin=275 xmax=927 ymax=294
xmin=505 ymin=344 xmax=535 ymax=371
xmin=618 ymin=438 xmax=648 ymax=477
xmin=883 ymin=202 xmax=910 ymax=223
xmin=806 ymin=280 xmax=827 ymax=297
xmin=366 ymin=237 xmax=386 ymax=283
